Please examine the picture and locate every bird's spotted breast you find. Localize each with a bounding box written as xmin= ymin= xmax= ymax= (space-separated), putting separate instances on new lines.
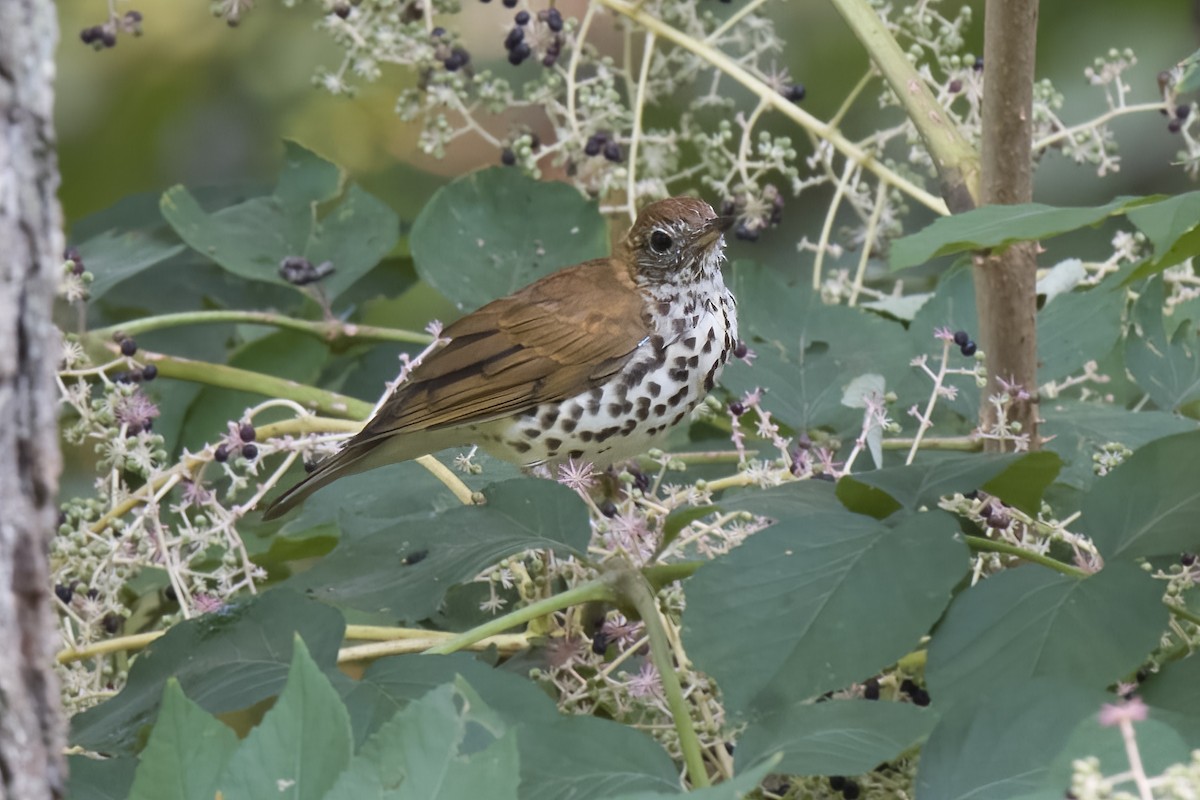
xmin=479 ymin=281 xmax=738 ymax=467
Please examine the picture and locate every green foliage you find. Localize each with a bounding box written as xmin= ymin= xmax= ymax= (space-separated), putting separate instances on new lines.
xmin=61 ymin=154 xmax=1200 ymax=799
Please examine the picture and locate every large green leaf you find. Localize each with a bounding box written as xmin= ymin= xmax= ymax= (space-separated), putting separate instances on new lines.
xmin=1124 ymin=189 xmax=1200 ymax=281
xmin=925 ymin=562 xmax=1167 ymax=711
xmin=683 ymin=498 xmax=969 ymax=716
xmin=915 ymin=679 xmax=1109 ymax=800
xmin=1040 ymin=400 xmax=1194 ymax=491
xmin=1079 ymin=429 xmax=1200 ymax=559
xmin=324 ymin=682 xmax=519 ymax=800
xmin=889 ymin=196 xmax=1154 ymax=270
xmin=603 ymin=761 xmax=777 ymax=800
xmin=127 ymin=681 xmax=239 ymax=800
xmin=67 ymin=755 xmax=137 ymax=800
xmin=1125 ymin=279 xmax=1200 ymax=413
xmin=1037 ymin=279 xmax=1125 ymax=384
xmin=1140 ymin=652 xmax=1200 ymax=745
xmin=734 ymin=700 xmax=937 ymax=776
xmin=160 ymin=141 xmax=399 ymax=299
xmin=284 ymin=479 xmax=591 ymax=619
xmin=409 ymin=168 xmax=608 ymax=312
xmin=70 ymin=589 xmax=345 ymax=755
xmin=836 ymin=451 xmax=1061 ymax=518
xmin=220 ymin=638 xmax=353 ymax=800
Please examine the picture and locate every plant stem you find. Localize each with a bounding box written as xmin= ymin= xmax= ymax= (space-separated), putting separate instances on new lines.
xmin=424 ymin=578 xmax=616 ymax=655
xmin=89 ymin=310 xmax=434 ymax=347
xmin=595 ymin=0 xmax=948 ymax=215
xmin=964 ymin=535 xmax=1088 ymax=578
xmin=609 ymin=568 xmax=710 ymax=788
xmin=826 ymin=0 xmax=981 ymax=211
xmin=340 ymin=633 xmax=528 ymax=663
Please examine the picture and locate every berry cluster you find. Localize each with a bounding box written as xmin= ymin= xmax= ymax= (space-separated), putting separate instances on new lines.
xmin=1166 ymin=103 xmax=1191 ymax=135
xmin=79 ymin=10 xmax=143 ymax=50
xmin=583 ymin=131 xmax=623 ymax=163
xmin=952 ymin=329 xmax=977 ymax=357
xmin=720 ymin=184 xmax=785 ymax=241
xmin=828 ymin=775 xmax=862 ymax=800
xmin=500 ymin=6 xmax=564 ymax=67
xmin=215 ymin=422 xmax=259 ymax=463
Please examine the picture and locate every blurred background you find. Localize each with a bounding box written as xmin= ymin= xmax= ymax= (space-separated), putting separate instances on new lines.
xmin=55 ymin=0 xmax=1200 ymax=238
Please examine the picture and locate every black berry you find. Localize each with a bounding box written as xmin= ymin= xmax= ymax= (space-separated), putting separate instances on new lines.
xmin=863 ymin=678 xmax=880 ymax=700
xmin=504 ymin=26 xmax=524 ymax=51
xmin=733 ymin=341 xmax=748 ymax=359
xmin=100 ymin=29 xmax=117 ymax=47
xmin=502 ymin=0 xmax=517 ymax=7
xmin=584 ymin=136 xmax=602 ymax=156
xmin=600 ymin=500 xmax=618 ymax=518
xmin=953 ymin=330 xmax=970 ymax=347
xmin=948 ymin=78 xmax=963 ymax=93
xmin=112 ymin=372 xmax=132 ymax=384
xmin=55 ymin=584 xmax=73 ymax=603
xmin=591 ymin=629 xmax=609 ymax=654
xmin=829 ymin=776 xmax=847 ymax=791
xmin=900 ymin=678 xmax=918 ymax=695
xmin=545 ymin=7 xmax=563 ymax=31
xmin=501 ymin=148 xmax=517 ymax=166
xmin=508 ymin=42 xmax=531 ymax=65
xmin=602 ymin=141 xmax=623 ymax=162
xmin=242 ymin=443 xmax=259 ymax=460
xmin=214 ymin=444 xmax=230 ymax=463
xmin=239 ymin=423 xmax=257 ymax=442
xmin=961 ymin=340 xmax=977 ymax=357
xmin=80 ymin=27 xmax=100 ymax=44
xmin=842 ymin=780 xmax=861 ymax=800
xmin=333 ymin=1 xmax=351 ymax=18
xmin=782 ymin=83 xmax=805 ymax=102
xmin=120 ymin=338 xmax=138 ymax=357
xmin=431 ymin=26 xmax=446 ymax=36
xmin=304 ymin=460 xmax=318 ymax=473
xmin=1169 ymin=119 xmax=1183 ymax=134
xmin=911 ymin=688 xmax=931 ymax=706
xmin=728 ymin=401 xmax=745 ymax=416
xmin=1182 ymin=552 xmax=1197 ymax=566
xmin=515 ymin=10 xmax=530 ymax=24
xmin=1177 ymin=104 xmax=1191 ymax=120
xmin=140 ymin=364 xmax=157 ymax=381
xmin=103 ymin=613 xmax=122 ymax=634
xmin=973 ymin=55 xmax=984 ymax=71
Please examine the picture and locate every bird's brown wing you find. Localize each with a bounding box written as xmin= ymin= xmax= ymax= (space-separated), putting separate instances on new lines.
xmin=355 ymin=257 xmax=649 ymax=443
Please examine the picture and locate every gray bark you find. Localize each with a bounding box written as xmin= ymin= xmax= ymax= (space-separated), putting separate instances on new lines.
xmin=0 ymin=0 xmax=68 ymax=796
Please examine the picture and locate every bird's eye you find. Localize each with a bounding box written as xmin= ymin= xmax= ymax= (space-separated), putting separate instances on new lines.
xmin=649 ymin=230 xmax=674 ymax=253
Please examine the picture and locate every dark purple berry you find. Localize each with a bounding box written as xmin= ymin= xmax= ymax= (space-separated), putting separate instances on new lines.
xmin=782 ymin=83 xmax=806 ymax=102
xmin=103 ymin=613 xmax=122 ymax=634
xmin=124 ymin=9 xmax=143 ymax=22
xmin=514 ymin=10 xmax=530 ymax=24
xmin=55 ymin=584 xmax=73 ymax=603
xmin=86 ymin=588 xmax=99 ymax=600
xmin=242 ymin=443 xmax=259 ymax=460
xmin=863 ymin=678 xmax=880 ymax=700
xmin=508 ymin=42 xmax=531 ymax=65
xmin=900 ymin=678 xmax=918 ymax=695
xmin=140 ymin=364 xmax=157 ymax=381
xmin=80 ymin=27 xmax=99 ymax=44
xmin=504 ymin=25 xmax=524 ymax=50
xmin=126 ymin=423 xmax=143 ymax=436
xmin=64 ymin=246 xmax=81 ymax=264
xmin=545 ymin=7 xmax=563 ymax=31
xmin=112 ymin=372 xmax=132 ymax=384
xmin=1182 ymin=552 xmax=1197 ymax=566
xmin=100 ymin=29 xmax=117 ymax=47
xmin=953 ymin=330 xmax=970 ymax=347
xmin=911 ymin=688 xmax=931 ymax=706
xmin=600 ymin=500 xmax=618 ymax=518
xmin=502 ymin=0 xmax=517 ymax=7
xmin=1177 ymin=104 xmax=1191 ymax=120
xmin=973 ymin=55 xmax=984 ymax=71
xmin=842 ymin=781 xmax=861 ymax=800
xmin=948 ymin=78 xmax=963 ymax=93
xmin=1168 ymin=119 xmax=1183 ymax=134
xmin=528 ymin=132 xmax=540 ymax=150
xmin=584 ymin=136 xmax=602 ymax=157
xmin=431 ymin=26 xmax=446 ymax=36
xmin=591 ymin=630 xmax=609 ymax=654
xmin=602 ymin=141 xmax=622 ymax=162
xmin=214 ymin=444 xmax=230 ymax=463
xmin=239 ymin=423 xmax=256 ymax=442
xmin=542 ymin=53 xmax=558 ymax=67
xmin=501 ymin=148 xmax=517 ymax=166
xmin=733 ymin=341 xmax=748 ymax=359
xmin=120 ymin=338 xmax=138 ymax=357
xmin=304 ymin=460 xmax=318 ymax=473
xmin=829 ymin=777 xmax=847 ymax=791
xmin=734 ymin=222 xmax=760 ymax=241
xmin=333 ymin=1 xmax=351 ymax=18
xmin=961 ymin=340 xmax=977 ymax=357
xmin=728 ymin=401 xmax=745 ymax=416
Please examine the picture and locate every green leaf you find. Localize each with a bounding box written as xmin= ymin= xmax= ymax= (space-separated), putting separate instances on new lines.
xmin=70 ymin=589 xmax=345 ymax=755
xmin=1040 ymin=400 xmax=1194 ymax=491
xmin=128 ymin=680 xmax=239 ymax=800
xmin=684 ymin=500 xmax=968 ymax=716
xmin=602 ymin=759 xmax=778 ymax=800
xmin=409 ymin=168 xmax=608 ymax=312
xmin=734 ymin=700 xmax=937 ymax=776
xmin=1037 ymin=279 xmax=1125 ymax=384
xmin=516 ymin=715 xmax=679 ymax=800
xmin=285 ymin=479 xmax=591 ymax=619
xmin=220 ymin=637 xmax=353 ymax=800
xmin=324 ymin=683 xmax=519 ymax=800
xmin=889 ymin=196 xmax=1153 ymax=271
xmin=1126 ymin=279 xmax=1200 ymax=413
xmin=925 ymin=562 xmax=1167 ymax=711
xmin=67 ymin=755 xmax=137 ymax=800
xmin=160 ymin=142 xmax=399 ymax=299
xmin=836 ymin=452 xmax=1060 ymax=517
xmin=1080 ymin=429 xmax=1200 ymax=559
xmin=1141 ymin=652 xmax=1200 ymax=745
xmin=915 ymin=679 xmax=1109 ymax=800
xmin=1124 ymin=189 xmax=1200 ymax=282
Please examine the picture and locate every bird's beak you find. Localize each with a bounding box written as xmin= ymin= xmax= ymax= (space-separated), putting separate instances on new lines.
xmin=697 ymin=215 xmax=735 ymax=247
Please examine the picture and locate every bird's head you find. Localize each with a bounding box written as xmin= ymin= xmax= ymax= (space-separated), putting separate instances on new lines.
xmin=621 ymin=197 xmax=733 ymax=286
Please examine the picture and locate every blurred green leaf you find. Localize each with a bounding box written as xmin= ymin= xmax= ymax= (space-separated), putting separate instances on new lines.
xmin=1041 ymin=400 xmax=1194 ymax=491
xmin=160 ymin=142 xmax=399 ymax=299
xmin=925 ymin=562 xmax=1167 ymax=711
xmin=890 ymin=196 xmax=1154 ymax=271
xmin=67 ymin=755 xmax=137 ymax=800
xmin=70 ymin=589 xmax=344 ymax=755
xmin=602 ymin=761 xmax=778 ymax=800
xmin=409 ymin=168 xmax=608 ymax=312
xmin=1126 ymin=279 xmax=1200 ymax=413
xmin=684 ymin=498 xmax=968 ymax=716
xmin=1079 ymin=429 xmax=1200 ymax=559
xmin=915 ymin=679 xmax=1109 ymax=800
xmin=128 ymin=680 xmax=238 ymax=800
xmin=220 ymin=638 xmax=353 ymax=800
xmin=285 ymin=479 xmax=590 ymax=619
xmin=324 ymin=682 xmax=519 ymax=800
xmin=735 ymin=700 xmax=937 ymax=776
xmin=1037 ymin=279 xmax=1125 ymax=384
xmin=1124 ymin=189 xmax=1200 ymax=282
xmin=837 ymin=452 xmax=1061 ymax=517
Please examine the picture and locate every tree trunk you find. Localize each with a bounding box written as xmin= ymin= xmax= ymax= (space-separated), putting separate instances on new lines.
xmin=0 ymin=0 xmax=68 ymax=796
xmin=974 ymin=0 xmax=1041 ymax=450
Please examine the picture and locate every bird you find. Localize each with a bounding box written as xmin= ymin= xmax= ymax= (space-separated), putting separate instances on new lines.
xmin=262 ymin=196 xmax=738 ymax=519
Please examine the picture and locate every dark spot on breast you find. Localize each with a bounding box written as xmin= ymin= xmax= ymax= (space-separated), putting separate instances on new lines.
xmin=647 ymin=381 xmax=661 ymax=398
xmin=670 ymin=368 xmax=689 ymax=382
xmin=569 ymin=403 xmax=584 ymax=420
xmin=673 ymin=356 xmax=688 ymax=368
xmin=621 ymin=419 xmax=637 ymax=434
xmin=654 ymin=403 xmax=667 ymax=416
xmin=647 ymin=425 xmax=663 ymax=435
xmin=625 ymin=361 xmax=650 ymax=384
xmin=668 ymin=386 xmax=688 ymax=407
xmin=622 ymin=400 xmax=633 ymax=413
xmin=704 ymin=362 xmax=720 ymax=391
xmin=545 ymin=437 xmax=562 ymax=451
xmin=671 ymin=411 xmax=686 ymax=426
xmin=569 ymin=449 xmax=585 ymax=459
xmin=702 ymin=339 xmax=714 ymax=354
xmin=561 ymin=418 xmax=578 ymax=433
xmin=579 ymin=430 xmax=594 ymax=442
xmin=683 ymin=336 xmax=697 ymax=349
xmin=524 ymin=428 xmax=542 ymax=439
xmin=596 ymin=426 xmax=620 ymax=443
xmin=588 ymin=388 xmax=603 ymax=414
xmin=672 ymin=317 xmax=688 ymax=334
xmin=608 ymin=402 xmax=624 ymax=416
xmin=686 ymin=355 xmax=699 ymax=368
xmin=510 ymin=440 xmax=532 ymax=453
xmin=657 ymin=301 xmax=671 ymax=315
xmin=541 ymin=408 xmax=559 ymax=427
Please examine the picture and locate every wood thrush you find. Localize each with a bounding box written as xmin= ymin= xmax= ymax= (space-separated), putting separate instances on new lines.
xmin=263 ymin=196 xmax=737 ymax=519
